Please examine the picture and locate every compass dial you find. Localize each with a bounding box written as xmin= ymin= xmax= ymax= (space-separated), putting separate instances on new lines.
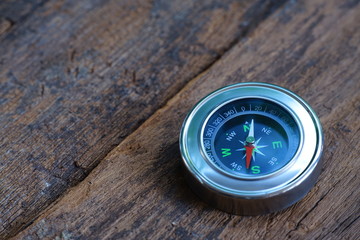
xmin=202 ymin=98 xmax=300 ymax=176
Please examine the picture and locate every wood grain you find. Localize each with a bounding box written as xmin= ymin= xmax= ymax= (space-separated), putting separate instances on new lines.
xmin=0 ymin=0 xmax=290 ymax=238
xmin=12 ymin=0 xmax=360 ymax=239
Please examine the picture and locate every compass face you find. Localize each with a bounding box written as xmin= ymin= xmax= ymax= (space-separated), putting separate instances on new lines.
xmin=202 ymin=98 xmax=300 ymax=177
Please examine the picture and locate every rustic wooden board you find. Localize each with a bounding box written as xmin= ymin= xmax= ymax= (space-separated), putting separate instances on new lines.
xmin=0 ymin=0 xmax=290 ymax=238
xmin=11 ymin=0 xmax=360 ymax=239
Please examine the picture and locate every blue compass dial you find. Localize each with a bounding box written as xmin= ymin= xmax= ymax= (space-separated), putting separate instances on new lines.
xmin=202 ymin=98 xmax=300 ymax=176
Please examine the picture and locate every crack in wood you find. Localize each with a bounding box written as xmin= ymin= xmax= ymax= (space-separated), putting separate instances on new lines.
xmin=285 ymin=179 xmax=342 ymax=238
xmin=335 ymin=215 xmax=360 ymax=234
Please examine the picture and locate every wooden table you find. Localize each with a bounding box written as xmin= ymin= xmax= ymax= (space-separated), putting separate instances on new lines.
xmin=1 ymin=0 xmax=359 ymax=239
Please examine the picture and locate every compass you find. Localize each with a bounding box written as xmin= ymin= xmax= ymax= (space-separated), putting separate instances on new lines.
xmin=180 ymin=82 xmax=323 ymax=215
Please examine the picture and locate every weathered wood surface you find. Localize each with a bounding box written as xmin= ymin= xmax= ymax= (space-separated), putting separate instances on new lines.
xmin=0 ymin=0 xmax=291 ymax=238
xmin=1 ymin=0 xmax=360 ymax=239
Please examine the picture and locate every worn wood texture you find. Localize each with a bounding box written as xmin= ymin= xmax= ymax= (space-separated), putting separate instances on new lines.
xmin=0 ymin=0 xmax=292 ymax=238
xmin=8 ymin=0 xmax=360 ymax=239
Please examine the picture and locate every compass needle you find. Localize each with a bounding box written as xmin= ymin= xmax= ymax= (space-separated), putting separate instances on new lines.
xmin=181 ymin=82 xmax=323 ymax=215
xmin=248 ymin=119 xmax=254 ymax=138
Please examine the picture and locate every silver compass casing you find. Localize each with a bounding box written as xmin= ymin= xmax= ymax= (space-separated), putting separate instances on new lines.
xmin=179 ymin=82 xmax=323 ymax=215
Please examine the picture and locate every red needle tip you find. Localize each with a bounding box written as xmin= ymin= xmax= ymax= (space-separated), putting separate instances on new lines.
xmin=245 ymin=145 xmax=255 ymax=169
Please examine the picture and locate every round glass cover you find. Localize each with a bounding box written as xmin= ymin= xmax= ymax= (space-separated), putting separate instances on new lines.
xmin=202 ymin=98 xmax=300 ymax=177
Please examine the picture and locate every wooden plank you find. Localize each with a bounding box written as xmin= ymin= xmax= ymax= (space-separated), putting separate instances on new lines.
xmin=0 ymin=0 xmax=48 ymax=36
xmin=12 ymin=0 xmax=360 ymax=239
xmin=0 ymin=0 xmax=289 ymax=238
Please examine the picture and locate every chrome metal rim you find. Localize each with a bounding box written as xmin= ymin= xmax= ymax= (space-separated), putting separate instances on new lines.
xmin=180 ymin=82 xmax=323 ymax=199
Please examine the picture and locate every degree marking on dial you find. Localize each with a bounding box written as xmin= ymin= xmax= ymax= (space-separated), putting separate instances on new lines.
xmin=208 ymin=124 xmax=216 ymax=129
